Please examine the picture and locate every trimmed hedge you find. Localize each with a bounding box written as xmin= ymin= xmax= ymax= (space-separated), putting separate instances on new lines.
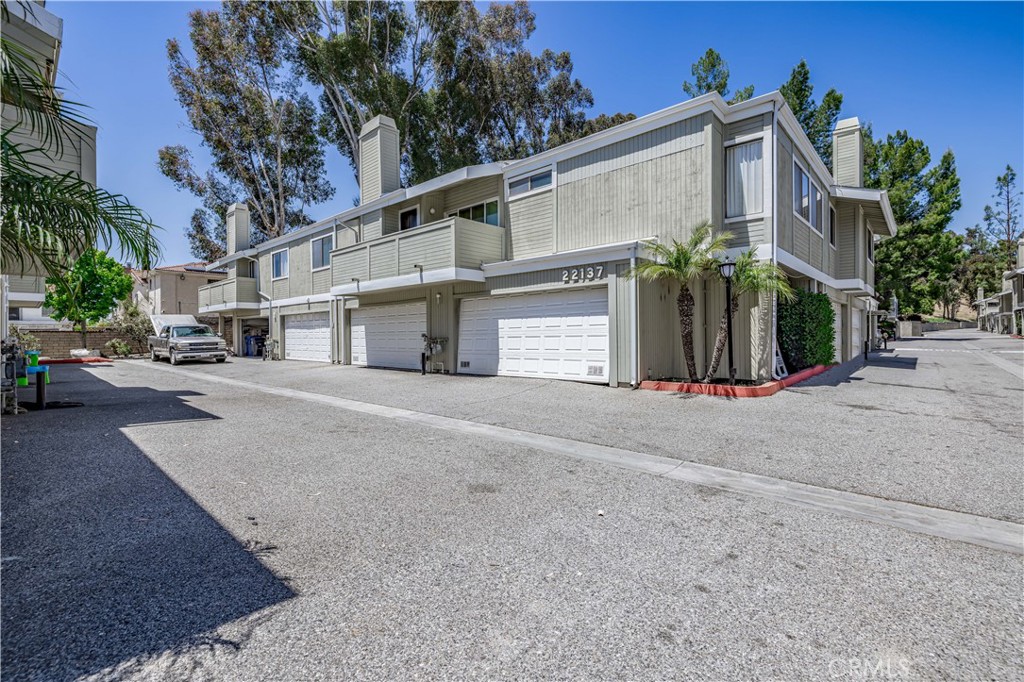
xmin=778 ymin=290 xmax=835 ymax=371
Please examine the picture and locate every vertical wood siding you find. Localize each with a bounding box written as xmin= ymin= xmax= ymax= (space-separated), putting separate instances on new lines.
xmin=836 ymin=204 xmax=857 ymax=278
xmin=508 ymin=191 xmax=554 ymax=259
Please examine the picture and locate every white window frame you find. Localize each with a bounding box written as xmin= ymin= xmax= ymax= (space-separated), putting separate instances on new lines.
xmin=271 ymin=248 xmax=289 ymax=280
xmin=446 ymin=196 xmax=501 ymax=226
xmin=724 ymin=131 xmax=767 ymax=223
xmin=310 ymin=233 xmax=332 ymax=272
xmin=505 ymin=167 xmax=555 ymax=203
xmin=829 ymin=206 xmax=837 ymax=250
xmin=793 ymin=160 xmax=824 ymax=236
xmin=398 ymin=206 xmax=420 ymax=232
xmin=867 ymin=227 xmax=875 ymax=263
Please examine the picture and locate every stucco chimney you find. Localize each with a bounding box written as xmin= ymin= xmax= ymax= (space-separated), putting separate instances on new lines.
xmin=359 ymin=115 xmax=401 ymax=204
xmin=832 ymin=117 xmax=864 ymax=187
xmin=226 ymin=203 xmax=250 ymax=256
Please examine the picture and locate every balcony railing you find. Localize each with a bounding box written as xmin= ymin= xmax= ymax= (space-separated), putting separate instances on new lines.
xmin=331 ymin=217 xmax=504 ymax=289
xmin=198 ymin=276 xmax=260 ymax=312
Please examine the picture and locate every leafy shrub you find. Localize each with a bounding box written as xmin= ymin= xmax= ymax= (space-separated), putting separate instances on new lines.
xmin=7 ymin=324 xmax=41 ymax=350
xmin=113 ymin=303 xmax=151 ymax=349
xmin=104 ymin=338 xmax=132 ymax=358
xmin=778 ymin=290 xmax=836 ymax=371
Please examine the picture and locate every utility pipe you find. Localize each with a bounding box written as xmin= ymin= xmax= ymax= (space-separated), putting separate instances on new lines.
xmin=629 ymin=243 xmax=639 ymax=388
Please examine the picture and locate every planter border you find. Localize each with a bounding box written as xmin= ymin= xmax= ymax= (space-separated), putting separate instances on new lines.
xmin=640 ymin=364 xmax=835 ymax=398
xmin=41 ymin=357 xmax=112 ymax=364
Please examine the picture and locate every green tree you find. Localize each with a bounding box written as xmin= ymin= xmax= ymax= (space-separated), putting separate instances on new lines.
xmin=682 ymin=48 xmax=753 ymax=104
xmin=704 ymin=250 xmax=794 ymax=382
xmin=956 ymin=226 xmax=1002 ymax=302
xmin=779 ymin=60 xmax=843 ymax=169
xmin=627 ymin=222 xmax=730 ymax=382
xmin=44 ymin=249 xmax=133 ymax=348
xmin=1 ymin=3 xmax=159 ymax=280
xmin=866 ymin=131 xmax=962 ymax=314
xmin=159 ymin=1 xmax=334 ymax=261
xmin=982 ymin=165 xmax=1022 ymax=271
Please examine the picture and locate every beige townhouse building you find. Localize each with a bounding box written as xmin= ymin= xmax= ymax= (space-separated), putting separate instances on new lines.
xmin=200 ymin=90 xmax=895 ymax=385
xmin=1 ymin=1 xmax=98 ymax=330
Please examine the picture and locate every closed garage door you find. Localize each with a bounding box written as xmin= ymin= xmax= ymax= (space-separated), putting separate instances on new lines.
xmin=851 ymin=307 xmax=863 ymax=358
xmin=350 ymin=301 xmax=426 ymax=370
xmin=458 ymin=287 xmax=609 ymax=383
xmin=832 ymin=301 xmax=843 ymax=363
xmin=284 ymin=312 xmax=331 ymax=362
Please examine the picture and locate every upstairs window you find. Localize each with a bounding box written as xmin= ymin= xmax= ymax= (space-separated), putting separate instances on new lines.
xmin=272 ymin=249 xmax=288 ymax=279
xmin=449 ymin=199 xmax=500 ymax=226
xmin=725 ymin=139 xmax=763 ymax=218
xmin=867 ymin=228 xmax=875 ymax=262
xmin=399 ymin=207 xmax=419 ymax=231
xmin=509 ymin=170 xmax=552 ymax=197
xmin=810 ymin=184 xmax=823 ymax=233
xmin=829 ymin=207 xmax=837 ymax=247
xmin=312 ymin=234 xmax=333 ymax=270
xmin=794 ymin=164 xmax=810 ymax=222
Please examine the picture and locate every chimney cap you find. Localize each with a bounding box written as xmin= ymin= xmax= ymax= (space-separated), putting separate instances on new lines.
xmin=360 ymin=115 xmax=399 ymax=138
xmin=834 ymin=117 xmax=861 ymax=133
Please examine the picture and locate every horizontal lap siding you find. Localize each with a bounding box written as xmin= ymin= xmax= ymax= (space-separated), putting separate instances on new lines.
xmin=333 ymin=250 xmax=369 ymax=285
xmin=362 ymin=210 xmax=383 ymax=241
xmin=727 ymin=218 xmax=766 ymax=251
xmin=399 ymin=230 xmax=451 ymax=273
xmin=369 ymin=242 xmax=397 ymax=280
xmin=289 ymin=239 xmax=312 ymax=297
xmin=455 ymin=224 xmax=504 ymax=269
xmin=272 ymin=278 xmax=288 ymax=300
xmin=444 ymin=177 xmax=501 ymax=214
xmin=312 ymin=269 xmax=331 ymax=294
xmin=508 ymin=192 xmax=553 ymax=259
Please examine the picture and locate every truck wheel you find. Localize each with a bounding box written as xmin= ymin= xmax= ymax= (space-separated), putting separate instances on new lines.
xmin=169 ymin=350 xmax=179 ymax=366
xmin=150 ymin=348 xmax=159 ymax=362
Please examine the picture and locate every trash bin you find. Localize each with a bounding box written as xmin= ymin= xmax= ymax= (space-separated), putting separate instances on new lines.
xmin=244 ymin=335 xmax=254 ymax=357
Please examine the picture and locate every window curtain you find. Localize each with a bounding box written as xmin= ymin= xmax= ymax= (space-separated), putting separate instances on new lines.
xmin=726 ymin=140 xmax=763 ymax=218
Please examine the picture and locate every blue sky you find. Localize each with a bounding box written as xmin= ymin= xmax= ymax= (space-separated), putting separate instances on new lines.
xmin=50 ymin=1 xmax=1024 ymax=267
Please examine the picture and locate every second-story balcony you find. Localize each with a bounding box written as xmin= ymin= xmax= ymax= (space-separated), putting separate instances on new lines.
xmin=198 ymin=276 xmax=261 ymax=315
xmin=330 ymin=217 xmax=505 ymax=295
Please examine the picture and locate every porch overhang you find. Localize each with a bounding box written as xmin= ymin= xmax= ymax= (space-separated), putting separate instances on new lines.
xmin=329 ymin=267 xmax=485 ymax=296
xmin=832 ymin=186 xmax=898 ymax=238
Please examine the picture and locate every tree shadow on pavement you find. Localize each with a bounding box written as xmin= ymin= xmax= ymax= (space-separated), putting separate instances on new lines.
xmin=1 ymin=366 xmax=295 ymax=681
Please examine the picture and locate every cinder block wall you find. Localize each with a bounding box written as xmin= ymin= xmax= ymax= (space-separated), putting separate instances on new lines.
xmin=25 ymin=322 xmax=233 ymax=359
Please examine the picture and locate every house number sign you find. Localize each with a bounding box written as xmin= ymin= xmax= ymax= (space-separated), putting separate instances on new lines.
xmin=562 ymin=264 xmax=605 ymax=284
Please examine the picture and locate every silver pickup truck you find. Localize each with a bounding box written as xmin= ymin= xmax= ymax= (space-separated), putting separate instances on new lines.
xmin=148 ymin=321 xmax=228 ymax=365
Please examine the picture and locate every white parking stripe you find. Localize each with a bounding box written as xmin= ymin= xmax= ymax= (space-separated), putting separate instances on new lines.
xmin=122 ymin=361 xmax=1024 ymax=555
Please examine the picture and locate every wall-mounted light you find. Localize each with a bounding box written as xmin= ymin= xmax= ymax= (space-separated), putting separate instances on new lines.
xmin=435 ymin=292 xmax=442 ymax=304
xmin=429 ymin=207 xmax=436 ymax=216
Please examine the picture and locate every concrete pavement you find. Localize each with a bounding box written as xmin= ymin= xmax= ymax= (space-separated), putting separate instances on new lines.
xmin=2 ymin=345 xmax=1021 ymax=680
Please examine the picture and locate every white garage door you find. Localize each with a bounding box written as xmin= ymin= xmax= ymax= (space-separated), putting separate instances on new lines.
xmin=851 ymin=307 xmax=863 ymax=358
xmin=458 ymin=287 xmax=609 ymax=383
xmin=350 ymin=301 xmax=426 ymax=370
xmin=284 ymin=312 xmax=331 ymax=362
xmin=832 ymin=301 xmax=843 ymax=363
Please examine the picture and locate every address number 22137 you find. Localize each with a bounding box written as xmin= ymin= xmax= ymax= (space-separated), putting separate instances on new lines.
xmin=562 ymin=265 xmax=604 ymax=283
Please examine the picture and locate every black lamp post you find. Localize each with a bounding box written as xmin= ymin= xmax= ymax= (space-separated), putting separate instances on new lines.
xmin=718 ymin=258 xmax=737 ymax=385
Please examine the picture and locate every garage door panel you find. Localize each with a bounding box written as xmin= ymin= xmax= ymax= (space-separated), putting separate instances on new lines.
xmin=458 ymin=287 xmax=609 ymax=383
xmin=350 ymin=301 xmax=426 ymax=370
xmin=284 ymin=312 xmax=331 ymax=362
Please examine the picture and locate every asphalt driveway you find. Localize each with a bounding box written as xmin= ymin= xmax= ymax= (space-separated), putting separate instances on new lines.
xmin=2 ymin=328 xmax=1021 ymax=680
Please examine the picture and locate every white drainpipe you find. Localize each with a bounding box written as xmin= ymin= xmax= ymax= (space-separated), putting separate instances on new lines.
xmin=630 ymin=243 xmax=639 ymax=388
xmin=771 ymin=99 xmax=783 ymax=380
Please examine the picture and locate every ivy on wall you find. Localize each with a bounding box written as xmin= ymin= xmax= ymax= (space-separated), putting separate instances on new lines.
xmin=778 ymin=290 xmax=836 ymax=370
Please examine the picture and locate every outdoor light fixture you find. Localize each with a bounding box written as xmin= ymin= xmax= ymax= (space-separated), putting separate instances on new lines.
xmin=718 ymin=258 xmax=737 ymax=385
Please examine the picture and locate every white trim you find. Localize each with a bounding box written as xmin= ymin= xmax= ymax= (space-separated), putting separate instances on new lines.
xmin=793 ymin=159 xmax=825 ymax=236
xmin=329 ymin=267 xmax=485 ymax=296
xmin=832 ymin=185 xmax=898 ymax=237
xmin=482 ymin=239 xmax=656 ymax=277
xmin=724 ymin=134 xmax=768 ymax=221
xmin=310 ymin=234 xmax=333 ymax=272
xmin=505 ymin=167 xmax=555 ymax=204
xmin=198 ymin=301 xmax=262 ymax=314
xmin=8 ymin=292 xmax=46 ymax=303
xmin=260 ymin=292 xmax=334 ymax=310
xmin=828 ymin=205 xmax=838 ymax=250
xmin=271 ymin=248 xmax=289 ymax=280
xmin=398 ymin=205 xmax=420 ymax=231
xmin=446 ymin=196 xmax=501 ymax=224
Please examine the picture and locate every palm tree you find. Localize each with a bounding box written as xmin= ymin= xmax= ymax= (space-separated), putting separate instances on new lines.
xmin=703 ymin=249 xmax=794 ymax=382
xmin=1 ymin=5 xmax=159 ymax=281
xmin=628 ymin=222 xmax=731 ymax=382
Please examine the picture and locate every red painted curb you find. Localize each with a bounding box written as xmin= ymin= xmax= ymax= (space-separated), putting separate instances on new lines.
xmin=40 ymin=357 xmax=111 ymax=364
xmin=640 ymin=364 xmax=836 ymax=398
